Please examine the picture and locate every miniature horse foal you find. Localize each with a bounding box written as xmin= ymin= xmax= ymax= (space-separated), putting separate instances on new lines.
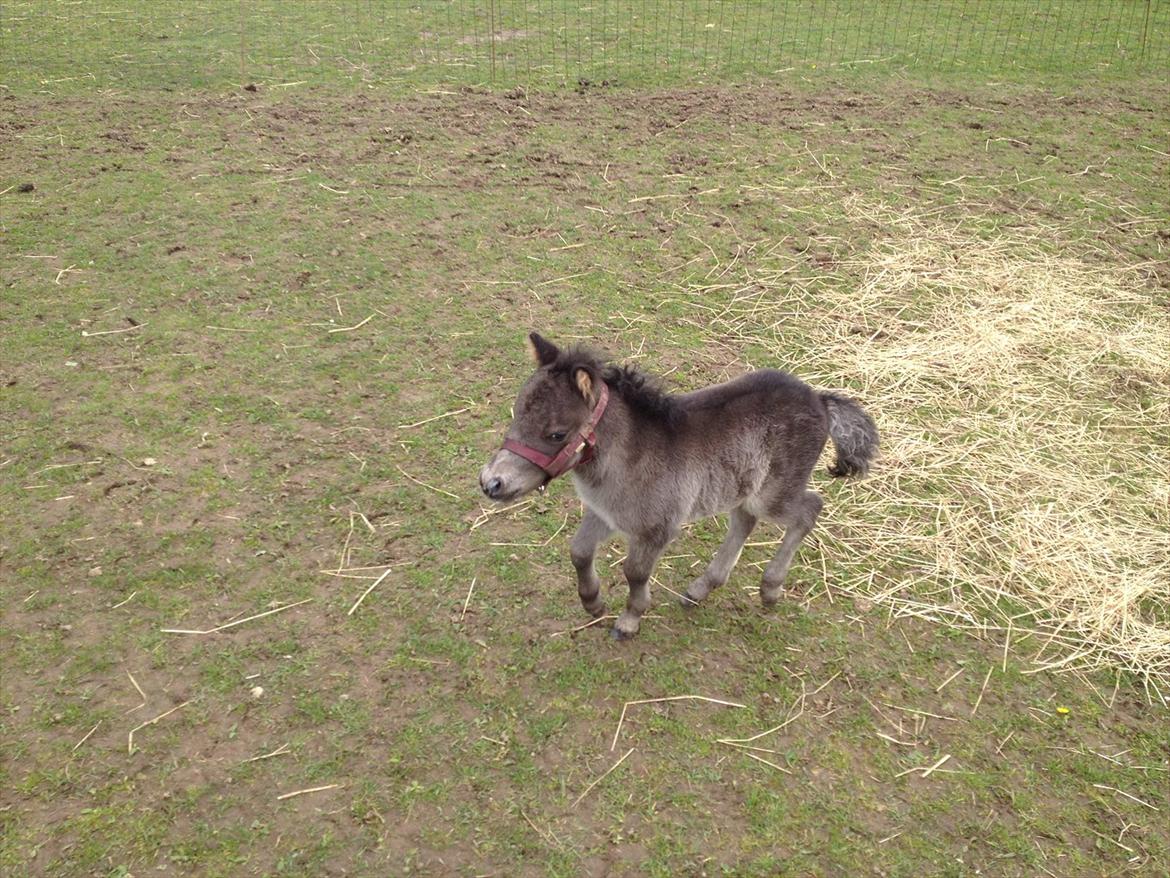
xmin=479 ymin=333 xmax=878 ymax=640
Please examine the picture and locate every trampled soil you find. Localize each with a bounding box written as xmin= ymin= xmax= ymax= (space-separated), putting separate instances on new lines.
xmin=2 ymin=78 xmax=1167 ymax=877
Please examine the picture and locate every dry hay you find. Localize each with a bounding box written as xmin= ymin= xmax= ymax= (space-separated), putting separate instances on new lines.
xmin=671 ymin=197 xmax=1170 ymax=701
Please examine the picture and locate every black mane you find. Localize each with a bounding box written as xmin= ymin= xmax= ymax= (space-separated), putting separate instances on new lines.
xmin=602 ymin=363 xmax=678 ymax=424
xmin=552 ymin=345 xmax=679 ymax=426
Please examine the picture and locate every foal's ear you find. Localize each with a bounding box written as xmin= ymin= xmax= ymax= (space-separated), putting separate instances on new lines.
xmin=573 ymin=367 xmax=594 ymax=402
xmin=527 ymin=332 xmax=559 ymax=367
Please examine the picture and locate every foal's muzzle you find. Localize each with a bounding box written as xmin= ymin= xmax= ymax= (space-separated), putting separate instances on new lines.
xmin=477 ymin=454 xmax=545 ymax=503
xmin=479 ymin=383 xmax=609 ymax=503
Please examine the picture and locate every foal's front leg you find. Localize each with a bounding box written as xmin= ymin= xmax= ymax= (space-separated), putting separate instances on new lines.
xmin=570 ymin=509 xmax=614 ymax=618
xmin=613 ymin=530 xmax=672 ymax=640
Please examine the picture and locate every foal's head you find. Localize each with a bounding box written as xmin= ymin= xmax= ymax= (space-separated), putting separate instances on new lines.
xmin=478 ymin=333 xmax=601 ymax=502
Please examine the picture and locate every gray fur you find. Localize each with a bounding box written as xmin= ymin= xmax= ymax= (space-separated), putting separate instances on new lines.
xmin=479 ymin=333 xmax=878 ymax=639
xmin=822 ymin=393 xmax=880 ymax=478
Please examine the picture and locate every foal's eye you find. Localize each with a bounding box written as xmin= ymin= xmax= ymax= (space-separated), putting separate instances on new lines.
xmin=548 ymin=431 xmax=567 ymax=443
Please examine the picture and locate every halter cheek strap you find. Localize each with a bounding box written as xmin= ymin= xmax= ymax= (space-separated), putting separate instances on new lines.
xmin=501 ymin=382 xmax=609 ymax=480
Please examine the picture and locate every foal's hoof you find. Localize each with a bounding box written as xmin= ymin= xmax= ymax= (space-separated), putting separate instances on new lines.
xmin=682 ymin=575 xmax=715 ymax=608
xmin=582 ymin=599 xmax=607 ymax=619
xmin=760 ymin=585 xmax=784 ymax=607
xmin=611 ymin=613 xmax=641 ymax=640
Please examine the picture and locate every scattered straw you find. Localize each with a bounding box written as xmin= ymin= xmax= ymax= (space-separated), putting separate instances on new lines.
xmin=396 ymin=465 xmax=459 ymax=500
xmin=335 ymin=510 xmax=362 ymax=571
xmin=125 ymin=670 xmax=147 ymax=713
xmin=347 ymin=567 xmax=393 ymax=616
xmin=734 ymin=749 xmax=793 ymax=774
xmin=717 ymin=738 xmax=794 ymax=773
xmin=537 ymin=272 xmax=590 ymax=287
xmin=895 ymin=753 xmax=952 ymax=779
xmin=128 ymin=701 xmax=190 ymax=754
xmin=628 ymin=186 xmax=719 ymax=203
xmin=110 ymin=591 xmax=137 ymax=609
xmin=490 ymin=512 xmax=569 ymax=548
xmin=1089 ymin=829 xmax=1136 ymax=854
xmin=995 ymin=731 xmax=1017 ymax=756
xmin=326 ymin=313 xmax=374 ymax=333
xmin=935 ymin=667 xmax=965 ymax=693
xmin=884 ymin=703 xmax=958 ymax=723
xmin=276 ymin=783 xmax=342 ymax=801
xmin=970 ymin=667 xmax=994 ymax=716
xmin=470 ymin=497 xmax=535 ymax=530
xmin=520 ymin=809 xmax=562 ymax=849
xmin=458 ymin=577 xmax=477 ymax=623
xmin=920 ymin=753 xmax=953 ymax=778
xmin=243 ymin=743 xmax=290 ymax=763
xmin=650 ymin=576 xmax=693 ymax=605
xmin=549 ymin=614 xmax=616 ymax=638
xmin=81 ymin=323 xmax=145 ymax=337
xmin=1003 ymin=619 xmax=1013 ymax=673
xmin=398 ymin=406 xmax=472 ymax=430
xmin=72 ymin=720 xmax=101 ymax=753
xmin=611 ymin=695 xmax=747 ymax=751
xmin=54 ymin=264 xmax=79 ymax=284
xmin=573 ymin=747 xmax=635 ymax=806
xmin=673 ymin=195 xmax=1170 ymax=697
xmin=717 ymin=741 xmax=782 ymax=756
xmin=323 ymin=561 xmax=412 ymax=584
xmin=1092 ymin=783 xmax=1161 ymax=812
xmin=35 ymin=459 xmax=101 ymax=474
xmin=321 ymin=569 xmax=391 ymax=580
xmin=719 ymin=700 xmax=804 ymax=745
xmin=717 ymin=670 xmax=837 ymax=749
xmin=161 ymin=599 xmax=312 ymax=634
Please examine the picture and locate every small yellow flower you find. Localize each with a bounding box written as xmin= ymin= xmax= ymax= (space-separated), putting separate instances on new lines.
xmin=1056 ymin=706 xmax=1070 ymax=715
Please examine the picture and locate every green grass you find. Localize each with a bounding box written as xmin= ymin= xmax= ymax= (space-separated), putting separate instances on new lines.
xmin=2 ymin=6 xmax=1169 ymax=876
xmin=2 ymin=0 xmax=1168 ymax=95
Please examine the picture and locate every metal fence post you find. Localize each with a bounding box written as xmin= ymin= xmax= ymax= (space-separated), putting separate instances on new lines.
xmin=489 ymin=0 xmax=497 ymax=84
xmin=1140 ymin=0 xmax=1153 ymax=62
xmin=238 ymin=0 xmax=246 ymax=83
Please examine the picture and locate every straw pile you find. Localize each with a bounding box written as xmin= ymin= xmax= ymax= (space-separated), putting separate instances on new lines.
xmin=670 ymin=197 xmax=1169 ymax=701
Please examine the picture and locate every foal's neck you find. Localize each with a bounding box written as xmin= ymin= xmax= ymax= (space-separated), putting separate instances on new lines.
xmin=581 ymin=387 xmax=658 ymax=475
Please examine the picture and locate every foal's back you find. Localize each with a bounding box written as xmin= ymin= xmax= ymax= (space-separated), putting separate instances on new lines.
xmin=675 ymin=369 xmax=829 ymax=465
xmin=657 ymin=369 xmax=831 ymax=522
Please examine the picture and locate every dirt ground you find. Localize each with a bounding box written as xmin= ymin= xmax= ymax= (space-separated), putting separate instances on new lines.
xmin=1 ymin=78 xmax=1168 ymax=877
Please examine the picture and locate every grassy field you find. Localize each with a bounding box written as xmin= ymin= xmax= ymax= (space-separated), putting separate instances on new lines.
xmin=3 ymin=0 xmax=1168 ymax=93
xmin=3 ymin=4 xmax=1170 ymax=878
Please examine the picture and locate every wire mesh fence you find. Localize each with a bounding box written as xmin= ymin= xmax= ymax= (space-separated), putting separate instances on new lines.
xmin=3 ymin=1 xmax=1168 ymax=93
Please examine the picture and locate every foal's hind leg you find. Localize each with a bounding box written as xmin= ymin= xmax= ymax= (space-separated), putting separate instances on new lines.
xmin=571 ymin=509 xmax=615 ymax=618
xmin=760 ymin=491 xmax=823 ymax=606
xmin=682 ymin=506 xmax=758 ymax=606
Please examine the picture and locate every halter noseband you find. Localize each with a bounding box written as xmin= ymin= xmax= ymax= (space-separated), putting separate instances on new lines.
xmin=500 ymin=382 xmax=609 ymax=480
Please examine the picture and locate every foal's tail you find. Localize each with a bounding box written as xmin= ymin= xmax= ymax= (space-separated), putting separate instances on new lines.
xmin=821 ymin=393 xmax=879 ymax=478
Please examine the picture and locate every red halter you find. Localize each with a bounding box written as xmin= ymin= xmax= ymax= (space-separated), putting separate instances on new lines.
xmin=501 ymin=383 xmax=609 ymax=480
